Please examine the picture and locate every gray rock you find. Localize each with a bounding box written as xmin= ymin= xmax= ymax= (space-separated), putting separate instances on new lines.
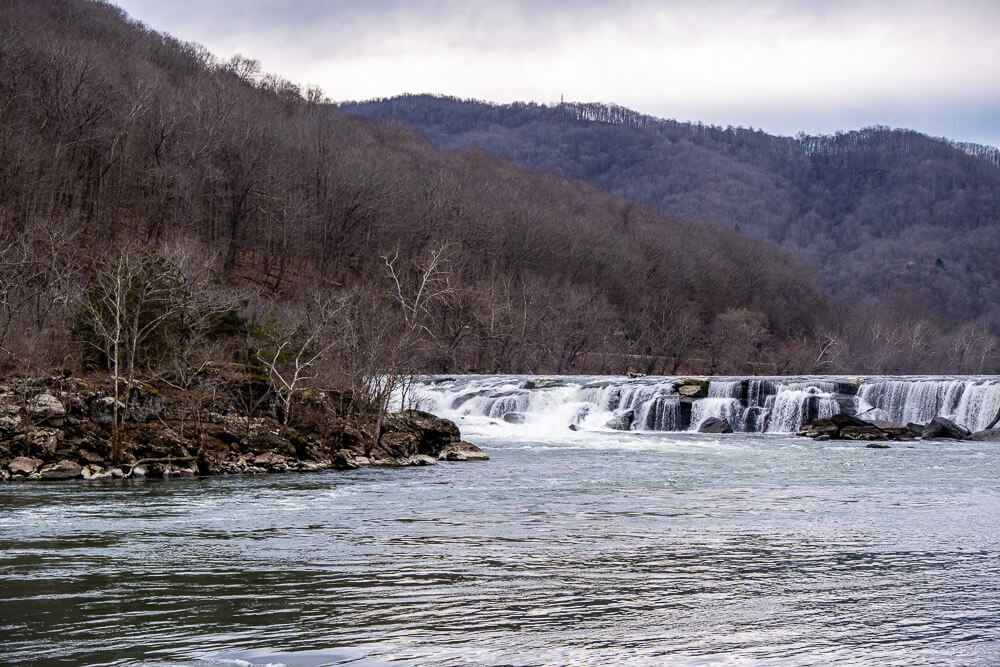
xmin=969 ymin=428 xmax=1000 ymax=442
xmin=907 ymin=422 xmax=925 ymax=437
xmin=502 ymin=412 xmax=526 ymax=424
xmin=698 ymin=417 xmax=733 ymax=434
xmin=605 ymin=409 xmax=635 ymax=431
xmin=407 ymin=454 xmax=438 ymax=466
xmin=922 ymin=416 xmax=971 ymax=440
xmin=8 ymin=456 xmax=43 ymax=475
xmin=30 ymin=393 xmax=66 ymax=420
xmin=38 ymin=460 xmax=82 ymax=480
xmin=439 ymin=441 xmax=490 ymax=461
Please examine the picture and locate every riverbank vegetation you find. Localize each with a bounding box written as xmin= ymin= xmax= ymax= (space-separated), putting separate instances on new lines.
xmin=1 ymin=0 xmax=997 ymax=382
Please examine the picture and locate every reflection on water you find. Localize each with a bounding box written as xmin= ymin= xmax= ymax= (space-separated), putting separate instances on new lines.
xmin=2 ymin=429 xmax=1000 ymax=666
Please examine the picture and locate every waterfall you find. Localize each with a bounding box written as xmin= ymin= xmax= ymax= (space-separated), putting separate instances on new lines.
xmin=403 ymin=375 xmax=1000 ymax=436
xmin=858 ymin=379 xmax=1000 ymax=432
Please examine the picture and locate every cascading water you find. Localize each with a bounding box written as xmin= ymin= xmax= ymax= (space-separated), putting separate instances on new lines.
xmin=402 ymin=375 xmax=1000 ymax=436
xmin=858 ymin=379 xmax=1000 ymax=432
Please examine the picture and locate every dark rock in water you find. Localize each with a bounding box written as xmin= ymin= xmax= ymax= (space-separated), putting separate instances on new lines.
xmin=698 ymin=417 xmax=733 ymax=434
xmin=798 ymin=412 xmax=869 ymax=438
xmin=866 ymin=443 xmax=891 ymax=449
xmin=568 ymin=424 xmax=579 ymax=431
xmin=38 ymin=459 xmax=82 ymax=480
xmin=869 ymin=421 xmax=912 ymax=439
xmin=969 ymin=428 xmax=1000 ymax=442
xmin=798 ymin=413 xmax=910 ymax=441
xmin=502 ymin=412 xmax=526 ymax=424
xmin=522 ymin=378 xmax=565 ymax=390
xmin=439 ymin=441 xmax=490 ymax=461
xmin=605 ymin=409 xmax=634 ymax=431
xmin=907 ymin=422 xmax=925 ymax=437
xmin=922 ymin=416 xmax=971 ymax=440
xmin=814 ymin=434 xmax=831 ymax=441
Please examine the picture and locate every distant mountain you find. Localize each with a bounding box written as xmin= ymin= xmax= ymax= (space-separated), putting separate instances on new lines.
xmin=343 ymin=96 xmax=1000 ymax=331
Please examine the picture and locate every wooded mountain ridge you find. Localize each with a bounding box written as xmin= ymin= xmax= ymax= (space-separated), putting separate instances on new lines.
xmin=344 ymin=95 xmax=1000 ymax=336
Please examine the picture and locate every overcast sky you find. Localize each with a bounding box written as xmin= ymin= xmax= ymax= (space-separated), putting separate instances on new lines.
xmin=114 ymin=0 xmax=1000 ymax=146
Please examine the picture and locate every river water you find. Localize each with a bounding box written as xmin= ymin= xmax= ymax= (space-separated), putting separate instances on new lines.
xmin=2 ymin=423 xmax=1000 ymax=665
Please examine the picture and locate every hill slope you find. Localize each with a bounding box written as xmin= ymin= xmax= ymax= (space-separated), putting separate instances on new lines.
xmin=344 ymin=96 xmax=1000 ymax=331
xmin=0 ymin=0 xmax=832 ymax=375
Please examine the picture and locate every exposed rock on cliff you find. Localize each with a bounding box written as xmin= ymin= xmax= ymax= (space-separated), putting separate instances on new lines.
xmin=0 ymin=370 xmax=486 ymax=482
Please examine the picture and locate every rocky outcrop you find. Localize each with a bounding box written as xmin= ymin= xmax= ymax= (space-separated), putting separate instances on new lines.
xmin=674 ymin=378 xmax=709 ymax=398
xmin=8 ymin=456 xmax=43 ymax=476
xmin=798 ymin=413 xmax=913 ymax=441
xmin=698 ymin=417 xmax=733 ymax=434
xmin=922 ymin=417 xmax=971 ymax=440
xmin=0 ymin=373 xmax=487 ymax=482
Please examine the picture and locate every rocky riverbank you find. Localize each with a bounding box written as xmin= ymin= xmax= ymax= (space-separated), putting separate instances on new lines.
xmin=796 ymin=412 xmax=1000 ymax=446
xmin=1 ymin=369 xmax=487 ymax=482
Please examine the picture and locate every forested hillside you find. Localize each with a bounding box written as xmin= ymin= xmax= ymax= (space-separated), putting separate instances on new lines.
xmin=344 ymin=96 xmax=1000 ymax=335
xmin=0 ymin=1 xmax=996 ymax=379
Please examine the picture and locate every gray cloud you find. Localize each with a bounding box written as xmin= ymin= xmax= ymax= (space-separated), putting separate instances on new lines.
xmin=114 ymin=0 xmax=1000 ymax=146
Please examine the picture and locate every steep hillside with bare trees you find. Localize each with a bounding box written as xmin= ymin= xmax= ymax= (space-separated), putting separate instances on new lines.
xmin=0 ymin=0 xmax=996 ymax=380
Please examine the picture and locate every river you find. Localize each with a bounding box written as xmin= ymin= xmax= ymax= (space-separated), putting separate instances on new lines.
xmin=2 ymin=377 xmax=1000 ymax=665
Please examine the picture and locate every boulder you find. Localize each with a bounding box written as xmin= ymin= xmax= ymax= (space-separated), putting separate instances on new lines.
xmin=605 ymin=409 xmax=635 ymax=431
xmin=522 ymin=379 xmax=565 ymax=390
xmin=25 ymin=428 xmax=60 ymax=458
xmin=907 ymin=422 xmax=925 ymax=438
xmin=675 ymin=378 xmax=709 ymax=398
xmin=798 ymin=413 xmax=917 ymax=441
xmin=922 ymin=416 xmax=971 ymax=440
xmin=969 ymin=428 xmax=1000 ymax=442
xmin=29 ymin=393 xmax=66 ymax=421
xmin=407 ymin=454 xmax=438 ymax=466
xmin=252 ymin=451 xmax=289 ymax=469
xmin=866 ymin=443 xmax=891 ymax=449
xmin=81 ymin=464 xmax=104 ymax=479
xmin=331 ymin=449 xmax=359 ymax=470
xmin=8 ymin=456 xmax=43 ymax=476
xmin=38 ymin=459 xmax=82 ymax=480
xmin=502 ymin=412 xmax=527 ymax=424
xmin=698 ymin=417 xmax=733 ymax=434
xmin=439 ymin=441 xmax=489 ymax=461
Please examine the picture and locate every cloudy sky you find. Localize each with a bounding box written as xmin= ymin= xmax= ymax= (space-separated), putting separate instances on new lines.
xmin=114 ymin=0 xmax=1000 ymax=146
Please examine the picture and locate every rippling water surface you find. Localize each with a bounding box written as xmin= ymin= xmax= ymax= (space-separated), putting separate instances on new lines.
xmin=2 ymin=426 xmax=1000 ymax=666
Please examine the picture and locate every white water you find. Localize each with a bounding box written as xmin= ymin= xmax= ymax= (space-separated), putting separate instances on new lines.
xmin=402 ymin=375 xmax=1000 ymax=436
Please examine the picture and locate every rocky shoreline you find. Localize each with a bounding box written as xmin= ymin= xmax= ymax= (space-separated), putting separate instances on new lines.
xmin=1 ymin=370 xmax=487 ymax=482
xmin=796 ymin=412 xmax=1000 ymax=446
